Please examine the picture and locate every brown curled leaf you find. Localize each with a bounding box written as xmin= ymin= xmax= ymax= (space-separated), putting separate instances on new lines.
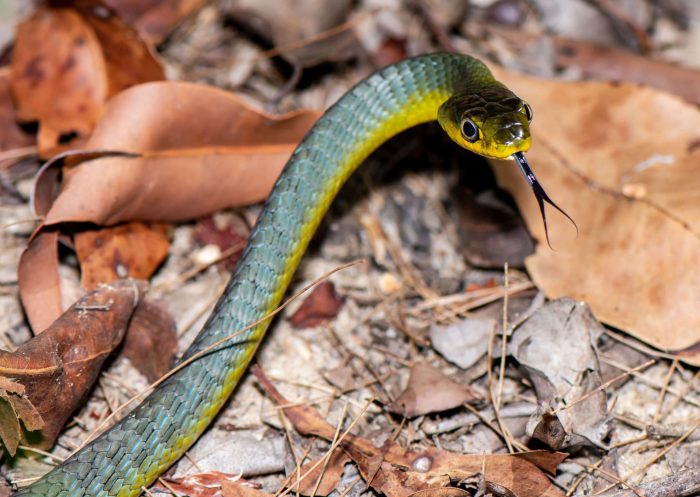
xmin=19 ymin=82 xmax=319 ymax=332
xmin=0 ymin=279 xmax=145 ymax=449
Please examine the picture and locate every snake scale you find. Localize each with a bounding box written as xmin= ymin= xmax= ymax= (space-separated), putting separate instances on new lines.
xmin=15 ymin=53 xmax=566 ymax=496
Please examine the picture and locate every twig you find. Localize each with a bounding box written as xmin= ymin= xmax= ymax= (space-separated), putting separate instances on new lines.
xmin=653 ymin=358 xmax=678 ymax=423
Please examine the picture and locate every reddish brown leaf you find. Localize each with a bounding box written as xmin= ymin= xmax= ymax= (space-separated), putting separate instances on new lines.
xmin=11 ymin=6 xmax=106 ymax=153
xmin=289 ymin=281 xmax=344 ymax=328
xmin=389 ymin=362 xmax=478 ymax=417
xmin=18 ymin=229 xmax=63 ymax=333
xmin=195 ymin=216 xmax=250 ymax=271
xmin=122 ymin=298 xmax=177 ymax=382
xmin=253 ymin=366 xmax=564 ymax=497
xmin=0 ymin=280 xmax=145 ymax=448
xmin=74 ymin=221 xmax=170 ymax=290
xmin=10 ymin=2 xmax=163 ymax=155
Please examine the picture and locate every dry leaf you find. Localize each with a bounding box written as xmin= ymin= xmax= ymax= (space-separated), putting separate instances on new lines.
xmin=103 ymin=0 xmax=207 ymax=45
xmin=10 ymin=2 xmax=163 ymax=154
xmin=0 ymin=280 xmax=144 ymax=449
xmin=74 ymin=221 xmax=170 ymax=290
xmin=122 ymin=298 xmax=177 ymax=382
xmin=389 ymin=362 xmax=478 ymax=417
xmin=430 ymin=317 xmax=495 ymax=370
xmin=20 ymin=82 xmax=320 ymax=332
xmin=0 ymin=377 xmax=44 ymax=456
xmin=289 ymin=281 xmax=344 ymax=328
xmin=293 ymin=451 xmax=351 ymax=496
xmin=510 ymin=298 xmax=610 ymax=449
xmin=490 ymin=65 xmax=700 ymax=365
xmin=254 ymin=366 xmax=564 ymax=497
xmin=152 ymin=471 xmax=262 ymax=497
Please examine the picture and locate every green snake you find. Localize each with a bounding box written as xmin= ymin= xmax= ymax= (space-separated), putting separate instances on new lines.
xmin=15 ymin=53 xmax=570 ymax=497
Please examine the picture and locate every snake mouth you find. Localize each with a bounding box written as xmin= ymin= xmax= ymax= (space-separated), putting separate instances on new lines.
xmin=513 ymin=152 xmax=577 ymax=248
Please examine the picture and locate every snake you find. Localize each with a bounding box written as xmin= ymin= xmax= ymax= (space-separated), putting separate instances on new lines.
xmin=14 ymin=52 xmax=572 ymax=497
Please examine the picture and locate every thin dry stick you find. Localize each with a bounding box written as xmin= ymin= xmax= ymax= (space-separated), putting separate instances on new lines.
xmin=566 ymin=459 xmax=603 ymax=497
xmin=553 ymin=359 xmax=655 ymax=414
xmin=653 ymin=358 xmax=678 ymax=423
xmin=177 ymin=280 xmax=228 ymax=338
xmin=275 ymin=401 xmax=373 ymax=497
xmin=570 ymin=461 xmax=642 ymax=497
xmin=496 ymin=263 xmax=509 ymax=410
xmin=71 ymin=259 xmax=365 ymax=455
xmin=278 ymin=410 xmax=303 ymax=497
xmin=152 ymin=241 xmax=247 ymax=292
xmin=594 ymin=421 xmax=700 ymax=496
xmin=17 ymin=445 xmax=64 ymax=464
xmin=157 ymin=477 xmax=184 ymax=497
xmin=310 ymin=402 xmax=349 ymax=497
xmin=660 ymin=369 xmax=700 ymax=420
xmin=462 ymin=402 xmax=528 ymax=452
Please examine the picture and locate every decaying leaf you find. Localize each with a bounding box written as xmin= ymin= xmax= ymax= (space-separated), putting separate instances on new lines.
xmin=254 ymin=366 xmax=565 ymax=497
xmin=389 ymin=362 xmax=478 ymax=417
xmin=74 ymin=221 xmax=170 ymax=290
xmin=19 ymin=81 xmax=320 ymax=332
xmin=490 ymin=65 xmax=700 ymax=365
xmin=0 ymin=280 xmax=144 ymax=449
xmin=195 ymin=215 xmax=250 ymax=271
xmin=289 ymin=281 xmax=344 ymax=329
xmin=10 ymin=2 xmax=163 ymax=154
xmin=122 ymin=298 xmax=177 ymax=382
xmin=509 ymin=298 xmax=610 ymax=449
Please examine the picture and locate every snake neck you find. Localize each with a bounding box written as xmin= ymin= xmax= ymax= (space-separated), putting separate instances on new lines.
xmin=191 ymin=53 xmax=495 ymax=352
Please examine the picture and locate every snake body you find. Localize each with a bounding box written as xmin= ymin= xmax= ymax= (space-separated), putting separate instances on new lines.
xmin=16 ymin=53 xmax=538 ymax=497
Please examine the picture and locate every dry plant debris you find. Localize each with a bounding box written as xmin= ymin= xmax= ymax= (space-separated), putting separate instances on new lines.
xmin=0 ymin=1 xmax=700 ymax=496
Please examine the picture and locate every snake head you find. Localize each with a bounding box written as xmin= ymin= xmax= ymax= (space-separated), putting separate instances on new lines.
xmin=438 ymin=84 xmax=577 ymax=248
xmin=437 ymin=85 xmax=532 ymax=159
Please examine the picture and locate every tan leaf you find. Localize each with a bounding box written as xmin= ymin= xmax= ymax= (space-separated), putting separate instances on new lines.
xmin=389 ymin=362 xmax=478 ymax=417
xmin=490 ymin=66 xmax=700 ymax=365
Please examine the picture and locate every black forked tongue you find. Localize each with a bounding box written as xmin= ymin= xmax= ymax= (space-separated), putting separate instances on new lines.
xmin=513 ymin=152 xmax=577 ymax=249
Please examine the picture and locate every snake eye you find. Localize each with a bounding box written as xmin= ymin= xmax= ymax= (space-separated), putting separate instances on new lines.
xmin=460 ymin=118 xmax=479 ymax=142
xmin=523 ymin=103 xmax=533 ymax=122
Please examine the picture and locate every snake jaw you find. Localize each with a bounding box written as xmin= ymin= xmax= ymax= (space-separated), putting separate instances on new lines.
xmin=513 ymin=152 xmax=578 ymax=249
